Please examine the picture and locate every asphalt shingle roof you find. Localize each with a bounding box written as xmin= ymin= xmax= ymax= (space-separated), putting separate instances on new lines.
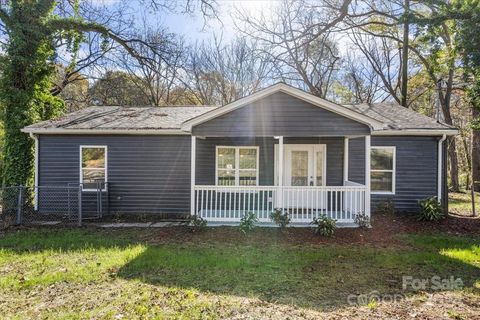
xmin=342 ymin=102 xmax=455 ymax=131
xmin=24 ymin=101 xmax=455 ymax=133
xmin=25 ymin=106 xmax=218 ymax=130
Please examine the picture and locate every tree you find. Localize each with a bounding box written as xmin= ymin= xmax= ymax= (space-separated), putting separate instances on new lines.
xmin=238 ymin=0 xmax=349 ymax=98
xmin=119 ymin=26 xmax=189 ymax=106
xmin=184 ymin=36 xmax=271 ymax=105
xmin=454 ymin=0 xmax=480 ymax=191
xmin=89 ymin=71 xmax=150 ymax=106
xmin=0 ymin=0 xmax=161 ymax=186
xmin=348 ymin=0 xmax=462 ymax=191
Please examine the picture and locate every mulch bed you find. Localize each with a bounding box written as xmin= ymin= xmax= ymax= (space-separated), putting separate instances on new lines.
xmin=127 ymin=213 xmax=480 ymax=248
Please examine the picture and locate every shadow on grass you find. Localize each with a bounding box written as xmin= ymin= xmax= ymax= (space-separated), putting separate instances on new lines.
xmin=115 ymin=232 xmax=480 ymax=310
xmin=1 ymin=228 xmax=479 ymax=311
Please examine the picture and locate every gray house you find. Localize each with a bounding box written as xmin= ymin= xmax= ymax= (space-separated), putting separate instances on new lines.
xmin=22 ymin=83 xmax=457 ymax=226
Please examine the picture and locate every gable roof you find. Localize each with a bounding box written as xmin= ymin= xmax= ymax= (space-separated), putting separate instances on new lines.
xmin=22 ymin=83 xmax=458 ymax=136
xmin=181 ymin=83 xmax=386 ymax=131
xmin=22 ymin=106 xmax=217 ymax=134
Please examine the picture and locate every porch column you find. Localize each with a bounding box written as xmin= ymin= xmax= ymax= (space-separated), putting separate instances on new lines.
xmin=365 ymin=135 xmax=371 ymax=217
xmin=277 ymin=136 xmax=284 ymax=209
xmin=190 ymin=136 xmax=196 ymax=216
xmin=344 ymin=137 xmax=349 ymax=183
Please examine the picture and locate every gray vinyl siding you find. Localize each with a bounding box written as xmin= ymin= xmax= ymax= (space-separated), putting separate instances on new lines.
xmin=192 ymin=92 xmax=371 ymax=137
xmin=196 ymin=137 xmax=344 ymax=186
xmin=347 ymin=136 xmax=440 ymax=213
xmin=38 ymin=135 xmax=191 ymax=217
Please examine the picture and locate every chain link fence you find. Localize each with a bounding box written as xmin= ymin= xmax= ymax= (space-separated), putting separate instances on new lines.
xmin=0 ymin=183 xmax=108 ymax=229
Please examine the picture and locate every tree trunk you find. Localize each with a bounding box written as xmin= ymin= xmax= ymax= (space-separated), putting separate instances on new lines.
xmin=447 ymin=137 xmax=460 ymax=192
xmin=472 ymin=106 xmax=480 ymax=192
xmin=401 ymin=0 xmax=409 ymax=107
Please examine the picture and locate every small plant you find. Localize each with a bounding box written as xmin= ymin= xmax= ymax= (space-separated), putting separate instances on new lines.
xmin=310 ymin=215 xmax=336 ymax=237
xmin=375 ymin=199 xmax=395 ymax=215
xmin=418 ymin=197 xmax=445 ymax=221
xmin=187 ymin=215 xmax=207 ymax=232
xmin=239 ymin=212 xmax=258 ymax=234
xmin=269 ymin=208 xmax=291 ymax=229
xmin=354 ymin=212 xmax=371 ymax=228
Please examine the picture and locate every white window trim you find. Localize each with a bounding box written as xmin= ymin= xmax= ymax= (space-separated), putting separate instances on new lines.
xmin=370 ymin=146 xmax=396 ymax=195
xmin=215 ymin=146 xmax=259 ymax=186
xmin=80 ymin=145 xmax=108 ymax=192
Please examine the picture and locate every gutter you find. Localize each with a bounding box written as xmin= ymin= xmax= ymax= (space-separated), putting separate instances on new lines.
xmin=438 ymin=134 xmax=447 ymax=201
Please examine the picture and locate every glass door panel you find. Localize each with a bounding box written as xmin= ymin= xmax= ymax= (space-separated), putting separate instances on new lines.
xmin=291 ymin=150 xmax=309 ymax=186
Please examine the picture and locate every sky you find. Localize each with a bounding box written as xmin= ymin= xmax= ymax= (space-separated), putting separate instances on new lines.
xmin=137 ymin=0 xmax=280 ymax=42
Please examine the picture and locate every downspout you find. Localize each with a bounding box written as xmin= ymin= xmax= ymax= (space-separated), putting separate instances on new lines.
xmin=437 ymin=134 xmax=447 ymax=201
xmin=29 ymin=132 xmax=39 ymax=210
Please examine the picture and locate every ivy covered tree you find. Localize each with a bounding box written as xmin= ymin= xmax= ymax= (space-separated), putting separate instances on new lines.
xmin=0 ymin=0 xmax=159 ymax=186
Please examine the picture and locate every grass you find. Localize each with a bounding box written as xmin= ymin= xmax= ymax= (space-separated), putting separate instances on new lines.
xmin=449 ymin=191 xmax=480 ymax=216
xmin=0 ymin=228 xmax=479 ymax=319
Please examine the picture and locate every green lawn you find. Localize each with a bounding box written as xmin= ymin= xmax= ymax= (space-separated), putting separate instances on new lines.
xmin=0 ymin=228 xmax=479 ymax=319
xmin=449 ymin=191 xmax=480 ymax=216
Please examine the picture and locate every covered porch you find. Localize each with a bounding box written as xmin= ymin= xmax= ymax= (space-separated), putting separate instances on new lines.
xmin=190 ymin=135 xmax=371 ymax=226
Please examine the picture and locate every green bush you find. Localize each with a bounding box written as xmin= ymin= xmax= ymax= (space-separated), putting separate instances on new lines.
xmin=354 ymin=212 xmax=371 ymax=228
xmin=375 ymin=199 xmax=395 ymax=215
xmin=418 ymin=197 xmax=445 ymax=221
xmin=239 ymin=212 xmax=258 ymax=234
xmin=310 ymin=215 xmax=336 ymax=237
xmin=188 ymin=215 xmax=207 ymax=232
xmin=269 ymin=208 xmax=291 ymax=229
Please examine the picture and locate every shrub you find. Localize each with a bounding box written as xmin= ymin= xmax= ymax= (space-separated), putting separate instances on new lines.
xmin=375 ymin=199 xmax=395 ymax=215
xmin=270 ymin=208 xmax=291 ymax=229
xmin=418 ymin=197 xmax=444 ymax=221
xmin=310 ymin=215 xmax=336 ymax=237
xmin=354 ymin=212 xmax=371 ymax=228
xmin=188 ymin=215 xmax=207 ymax=232
xmin=239 ymin=212 xmax=258 ymax=234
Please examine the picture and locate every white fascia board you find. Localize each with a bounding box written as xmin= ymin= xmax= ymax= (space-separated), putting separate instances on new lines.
xmin=20 ymin=128 xmax=190 ymax=135
xmin=372 ymin=129 xmax=459 ymax=136
xmin=181 ymin=83 xmax=385 ymax=131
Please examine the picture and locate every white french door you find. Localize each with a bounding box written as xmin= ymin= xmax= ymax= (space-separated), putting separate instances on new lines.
xmin=275 ymin=144 xmax=327 ymax=209
xmin=283 ymin=144 xmax=326 ymax=187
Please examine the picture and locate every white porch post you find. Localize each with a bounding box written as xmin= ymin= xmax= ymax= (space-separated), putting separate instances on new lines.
xmin=190 ymin=135 xmax=196 ymax=216
xmin=277 ymin=136 xmax=284 ymax=209
xmin=344 ymin=137 xmax=349 ymax=183
xmin=365 ymin=135 xmax=371 ymax=217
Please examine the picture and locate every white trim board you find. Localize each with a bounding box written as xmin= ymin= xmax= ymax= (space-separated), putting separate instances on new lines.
xmin=21 ymin=128 xmax=190 ymax=135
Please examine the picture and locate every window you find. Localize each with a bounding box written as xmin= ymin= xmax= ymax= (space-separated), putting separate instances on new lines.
xmin=371 ymin=146 xmax=395 ymax=194
xmin=80 ymin=146 xmax=107 ymax=191
xmin=216 ymin=147 xmax=258 ymax=186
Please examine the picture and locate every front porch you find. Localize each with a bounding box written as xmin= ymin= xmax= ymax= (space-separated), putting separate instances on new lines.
xmin=190 ymin=135 xmax=371 ymax=226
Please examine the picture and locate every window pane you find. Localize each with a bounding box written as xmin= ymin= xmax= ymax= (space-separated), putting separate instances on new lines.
xmin=239 ymin=170 xmax=257 ymax=186
xmin=218 ymin=170 xmax=235 ymax=186
xmin=291 ymin=151 xmax=308 ymax=186
xmin=371 ymin=148 xmax=393 ymax=170
xmin=82 ymin=148 xmax=105 ymax=168
xmin=371 ymin=171 xmax=393 ymax=192
xmin=217 ymin=148 xmax=236 ymax=169
xmin=239 ymin=148 xmax=257 ymax=169
xmin=82 ymin=169 xmax=105 ymax=189
xmin=316 ymin=150 xmax=324 ymax=186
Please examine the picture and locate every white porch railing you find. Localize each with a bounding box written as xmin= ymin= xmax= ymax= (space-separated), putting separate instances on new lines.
xmin=194 ymin=184 xmax=366 ymax=224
